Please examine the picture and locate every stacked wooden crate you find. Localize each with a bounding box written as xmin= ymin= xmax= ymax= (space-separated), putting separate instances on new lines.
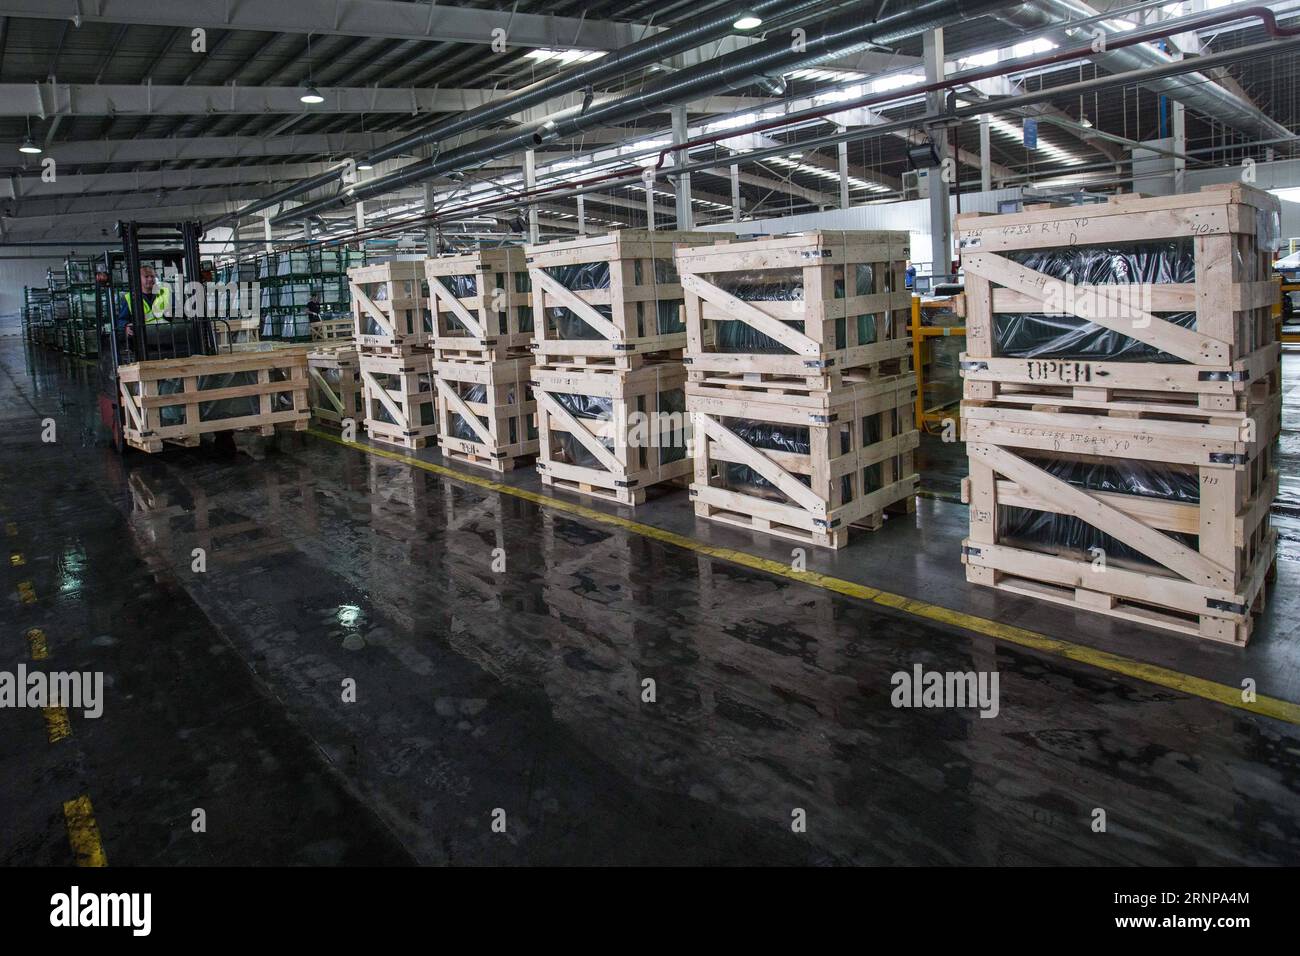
xmin=957 ymin=183 xmax=1282 ymax=644
xmin=347 ymin=260 xmax=437 ymax=449
xmin=678 ymin=230 xmax=917 ymax=548
xmin=426 ymin=248 xmax=537 ymax=472
xmin=525 ymin=230 xmax=714 ymax=504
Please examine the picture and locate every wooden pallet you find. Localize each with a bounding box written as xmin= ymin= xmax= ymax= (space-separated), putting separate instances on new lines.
xmin=526 ymin=229 xmax=714 ymax=368
xmin=961 ymin=399 xmax=1279 ymax=645
xmin=348 ymin=260 xmax=431 ymax=355
xmin=432 ymin=355 xmax=537 ymax=472
xmin=957 ymin=183 xmax=1282 ymax=412
xmin=117 ymin=344 xmax=310 ymax=453
xmin=677 ymin=230 xmax=913 ymax=386
xmin=308 ymin=345 xmax=362 ymax=426
xmin=426 ymin=247 xmax=534 ymax=361
xmin=689 ymin=374 xmax=918 ymax=549
xmin=359 ymin=350 xmax=438 ymax=449
xmin=532 ymin=361 xmax=690 ymax=506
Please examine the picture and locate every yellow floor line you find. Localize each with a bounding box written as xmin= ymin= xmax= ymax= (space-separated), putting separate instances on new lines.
xmin=27 ymin=627 xmax=48 ymax=660
xmin=43 ymin=706 xmax=71 ymax=743
xmin=10 ymin=552 xmax=25 ymax=567
xmin=63 ymin=795 xmax=108 ymax=867
xmin=17 ymin=580 xmax=35 ymax=604
xmin=307 ymin=428 xmax=1300 ymax=727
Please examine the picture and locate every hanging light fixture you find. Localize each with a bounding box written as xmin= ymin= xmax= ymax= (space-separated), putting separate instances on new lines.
xmin=733 ymin=14 xmax=763 ymax=30
xmin=301 ymin=32 xmax=324 ymax=104
xmin=18 ymin=115 xmax=41 ymax=154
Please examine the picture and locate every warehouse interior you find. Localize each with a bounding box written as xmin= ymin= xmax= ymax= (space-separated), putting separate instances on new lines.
xmin=2 ymin=0 xmax=1300 ymax=870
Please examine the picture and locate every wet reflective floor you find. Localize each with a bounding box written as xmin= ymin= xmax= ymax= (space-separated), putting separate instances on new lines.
xmin=2 ymin=336 xmax=1299 ymax=865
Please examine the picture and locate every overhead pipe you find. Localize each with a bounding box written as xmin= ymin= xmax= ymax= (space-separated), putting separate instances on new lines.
xmin=210 ymin=0 xmax=828 ymax=228
xmin=1001 ymin=0 xmax=1297 ymax=150
xmin=254 ymin=20 xmax=1298 ymax=253
xmin=269 ymin=0 xmax=1013 ymax=225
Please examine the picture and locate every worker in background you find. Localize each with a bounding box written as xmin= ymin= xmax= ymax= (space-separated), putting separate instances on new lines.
xmin=905 ymin=262 xmax=916 ymax=290
xmin=115 ymin=265 xmax=172 ymax=337
xmin=306 ymin=295 xmax=322 ymax=324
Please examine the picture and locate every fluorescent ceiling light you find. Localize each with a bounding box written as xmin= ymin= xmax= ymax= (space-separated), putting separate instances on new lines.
xmin=526 ymin=48 xmax=606 ymax=64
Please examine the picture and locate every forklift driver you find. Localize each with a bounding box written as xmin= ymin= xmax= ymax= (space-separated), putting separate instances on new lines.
xmin=115 ymin=265 xmax=173 ymax=337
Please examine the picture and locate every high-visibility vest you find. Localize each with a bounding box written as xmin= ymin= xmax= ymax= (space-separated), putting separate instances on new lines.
xmin=122 ymin=286 xmax=172 ymax=323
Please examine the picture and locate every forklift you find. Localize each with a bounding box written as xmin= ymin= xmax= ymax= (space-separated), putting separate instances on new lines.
xmin=96 ymin=220 xmax=224 ymax=452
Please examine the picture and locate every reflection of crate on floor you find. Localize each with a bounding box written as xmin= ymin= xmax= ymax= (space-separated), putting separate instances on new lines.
xmin=432 ymin=356 xmax=537 ymax=472
xmin=308 ymin=345 xmax=362 ymax=426
xmin=359 ymin=351 xmax=438 ymax=450
xmin=526 ymin=229 xmax=714 ymax=369
xmin=689 ymin=374 xmax=918 ymax=549
xmin=426 ymin=248 xmax=533 ymax=361
xmin=532 ymin=362 xmax=690 ymax=506
xmin=676 ymin=230 xmax=913 ymax=390
xmin=347 ymin=261 xmax=430 ymax=354
xmin=117 ymin=346 xmax=311 ymax=453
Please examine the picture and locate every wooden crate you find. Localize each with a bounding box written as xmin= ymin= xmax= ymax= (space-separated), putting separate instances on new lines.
xmin=359 ymin=350 xmax=438 ymax=449
xmin=689 ymin=374 xmax=918 ymax=549
xmin=960 ymin=399 xmax=1279 ymax=645
xmin=426 ymin=247 xmax=533 ymax=361
xmin=308 ymin=345 xmax=362 ymax=426
xmin=956 ymin=184 xmax=1281 ymax=414
xmin=213 ymin=316 xmax=260 ymax=349
xmin=311 ymin=316 xmax=354 ymax=342
xmin=118 ymin=345 xmax=310 ymax=453
xmin=347 ymin=260 xmax=431 ymax=355
xmin=532 ymin=361 xmax=691 ymax=506
xmin=526 ymin=229 xmax=715 ymax=369
xmin=432 ymin=355 xmax=538 ymax=472
xmin=677 ymin=230 xmax=912 ymax=390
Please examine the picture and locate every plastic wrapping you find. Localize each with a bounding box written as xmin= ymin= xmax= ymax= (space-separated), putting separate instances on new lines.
xmin=157 ymin=371 xmax=261 ymax=426
xmin=926 ymin=334 xmax=963 ymax=411
xmin=549 ymin=385 xmax=684 ymax=467
xmin=717 ymin=417 xmax=856 ymax=505
xmin=437 ymin=274 xmax=478 ymax=298
xmin=711 ymin=264 xmax=876 ymax=354
xmin=543 ymin=259 xmax=682 ymax=340
xmin=996 ymin=241 xmax=1195 ymax=362
xmin=450 ymin=383 xmax=489 ymax=441
xmin=1000 ymin=453 xmax=1200 ymax=567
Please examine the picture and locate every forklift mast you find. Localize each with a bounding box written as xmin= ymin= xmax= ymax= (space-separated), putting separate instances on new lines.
xmin=99 ymin=220 xmax=223 ymax=452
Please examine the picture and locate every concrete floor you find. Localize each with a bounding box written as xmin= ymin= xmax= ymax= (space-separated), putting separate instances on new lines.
xmin=3 ymin=334 xmax=1300 ymax=865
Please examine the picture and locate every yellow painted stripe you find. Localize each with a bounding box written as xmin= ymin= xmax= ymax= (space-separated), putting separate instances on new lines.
xmin=307 ymin=428 xmax=1300 ymax=726
xmin=17 ymin=580 xmax=35 ymax=604
xmin=27 ymin=627 xmax=48 ymax=660
xmin=62 ymin=795 xmax=108 ymax=867
xmin=10 ymin=552 xmax=25 ymax=567
xmin=43 ymin=706 xmax=71 ymax=743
